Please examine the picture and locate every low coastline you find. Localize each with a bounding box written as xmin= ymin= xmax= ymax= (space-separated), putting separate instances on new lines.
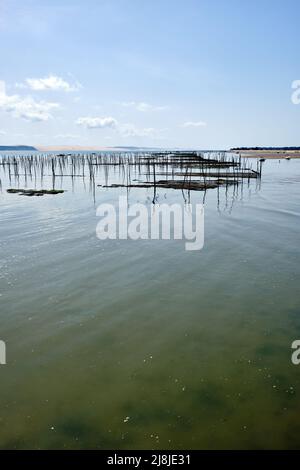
xmin=231 ymin=149 xmax=300 ymax=159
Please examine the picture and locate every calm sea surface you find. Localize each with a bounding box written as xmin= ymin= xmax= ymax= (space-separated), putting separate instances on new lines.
xmin=0 ymin=153 xmax=300 ymax=449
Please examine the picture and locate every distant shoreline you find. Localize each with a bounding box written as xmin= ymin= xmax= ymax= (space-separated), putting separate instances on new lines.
xmin=1 ymin=145 xmax=300 ymax=159
xmin=0 ymin=145 xmax=37 ymax=151
xmin=231 ymin=147 xmax=300 ymax=151
xmin=231 ymin=149 xmax=300 ymax=159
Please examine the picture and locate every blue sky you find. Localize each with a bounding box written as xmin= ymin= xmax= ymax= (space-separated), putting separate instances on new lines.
xmin=0 ymin=0 xmax=300 ymax=149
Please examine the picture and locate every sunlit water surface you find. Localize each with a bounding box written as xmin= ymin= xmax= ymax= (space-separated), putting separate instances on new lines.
xmin=0 ymin=154 xmax=300 ymax=449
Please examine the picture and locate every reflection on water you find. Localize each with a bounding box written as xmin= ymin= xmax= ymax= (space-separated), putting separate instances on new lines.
xmin=0 ymin=152 xmax=300 ymax=449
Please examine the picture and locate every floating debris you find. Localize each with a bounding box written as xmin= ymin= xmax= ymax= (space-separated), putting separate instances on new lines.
xmin=100 ymin=179 xmax=238 ymax=191
xmin=7 ymin=188 xmax=64 ymax=197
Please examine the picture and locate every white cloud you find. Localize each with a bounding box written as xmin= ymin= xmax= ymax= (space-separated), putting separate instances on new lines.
xmin=76 ymin=116 xmax=167 ymax=139
xmin=0 ymin=80 xmax=59 ymax=121
xmin=17 ymin=75 xmax=82 ymax=92
xmin=76 ymin=116 xmax=118 ymax=129
xmin=76 ymin=115 xmax=163 ymax=140
xmin=118 ymin=101 xmax=135 ymax=108
xmin=182 ymin=121 xmax=207 ymax=128
xmin=119 ymin=124 xmax=156 ymax=138
xmin=54 ymin=133 xmax=80 ymax=139
xmin=119 ymin=101 xmax=167 ymax=112
xmin=119 ymin=124 xmax=166 ymax=139
xmin=0 ymin=129 xmax=6 ymax=135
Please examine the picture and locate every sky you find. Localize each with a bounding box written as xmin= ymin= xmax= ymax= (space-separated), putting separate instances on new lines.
xmin=0 ymin=0 xmax=300 ymax=149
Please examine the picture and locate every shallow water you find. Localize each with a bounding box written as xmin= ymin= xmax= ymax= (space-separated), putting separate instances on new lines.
xmin=0 ymin=154 xmax=300 ymax=449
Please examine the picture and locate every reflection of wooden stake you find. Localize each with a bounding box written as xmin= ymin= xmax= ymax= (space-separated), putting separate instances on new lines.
xmin=152 ymin=159 xmax=156 ymax=204
xmin=51 ymin=158 xmax=55 ymax=190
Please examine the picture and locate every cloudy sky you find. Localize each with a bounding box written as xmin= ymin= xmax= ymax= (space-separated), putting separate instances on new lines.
xmin=0 ymin=0 xmax=300 ymax=149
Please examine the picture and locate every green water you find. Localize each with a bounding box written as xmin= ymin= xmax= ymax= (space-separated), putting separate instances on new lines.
xmin=0 ymin=156 xmax=300 ymax=449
